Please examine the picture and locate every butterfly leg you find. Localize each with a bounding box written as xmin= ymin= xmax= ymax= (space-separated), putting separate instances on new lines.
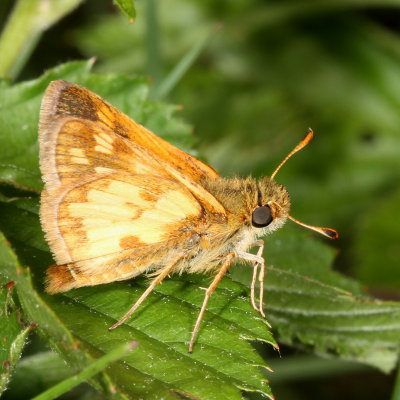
xmin=257 ymin=244 xmax=266 ymax=318
xmin=250 ymin=259 xmax=259 ymax=312
xmin=254 ymin=240 xmax=266 ymax=318
xmin=248 ymin=240 xmax=265 ymax=315
xmin=188 ymin=252 xmax=236 ymax=353
xmin=237 ymin=240 xmax=266 ymax=318
xmin=109 ymin=255 xmax=183 ymax=330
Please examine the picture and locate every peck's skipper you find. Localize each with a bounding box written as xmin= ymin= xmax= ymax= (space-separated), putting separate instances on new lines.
xmin=39 ymin=81 xmax=338 ymax=352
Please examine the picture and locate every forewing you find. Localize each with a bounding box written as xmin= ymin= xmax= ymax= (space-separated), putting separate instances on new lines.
xmin=40 ymin=80 xmax=219 ymax=183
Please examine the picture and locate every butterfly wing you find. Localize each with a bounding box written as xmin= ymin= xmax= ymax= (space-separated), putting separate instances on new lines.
xmin=39 ymin=80 xmax=227 ymax=291
xmin=40 ymin=80 xmax=219 ymax=183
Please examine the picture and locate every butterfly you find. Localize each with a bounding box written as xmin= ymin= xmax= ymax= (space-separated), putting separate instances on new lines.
xmin=39 ymin=80 xmax=338 ymax=352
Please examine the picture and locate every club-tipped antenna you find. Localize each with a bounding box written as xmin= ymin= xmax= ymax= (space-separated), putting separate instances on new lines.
xmin=288 ymin=215 xmax=339 ymax=239
xmin=270 ymin=128 xmax=338 ymax=239
xmin=270 ymin=129 xmax=314 ymax=181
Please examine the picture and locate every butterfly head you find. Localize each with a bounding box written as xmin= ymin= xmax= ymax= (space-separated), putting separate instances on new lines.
xmin=250 ymin=177 xmax=291 ymax=236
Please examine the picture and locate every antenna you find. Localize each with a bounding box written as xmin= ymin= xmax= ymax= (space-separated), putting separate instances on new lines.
xmin=271 ymin=128 xmax=339 ymax=240
xmin=270 ymin=129 xmax=314 ymax=181
xmin=288 ymin=215 xmax=339 ymax=239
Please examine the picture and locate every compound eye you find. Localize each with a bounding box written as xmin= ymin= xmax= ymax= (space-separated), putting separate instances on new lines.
xmin=252 ymin=205 xmax=273 ymax=228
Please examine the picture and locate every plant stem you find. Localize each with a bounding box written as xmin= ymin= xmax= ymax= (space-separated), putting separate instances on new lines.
xmin=31 ymin=342 xmax=137 ymax=400
xmin=146 ymin=0 xmax=163 ymax=83
xmin=0 ymin=0 xmax=83 ymax=80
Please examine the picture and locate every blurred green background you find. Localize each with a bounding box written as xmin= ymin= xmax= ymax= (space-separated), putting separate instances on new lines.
xmin=1 ymin=0 xmax=400 ymax=399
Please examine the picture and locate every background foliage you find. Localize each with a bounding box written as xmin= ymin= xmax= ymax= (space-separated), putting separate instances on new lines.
xmin=0 ymin=0 xmax=400 ymax=399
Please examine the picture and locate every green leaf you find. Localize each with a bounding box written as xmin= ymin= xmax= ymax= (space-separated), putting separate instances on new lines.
xmin=113 ymin=0 xmax=136 ymax=21
xmin=0 ymin=277 xmax=34 ymax=396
